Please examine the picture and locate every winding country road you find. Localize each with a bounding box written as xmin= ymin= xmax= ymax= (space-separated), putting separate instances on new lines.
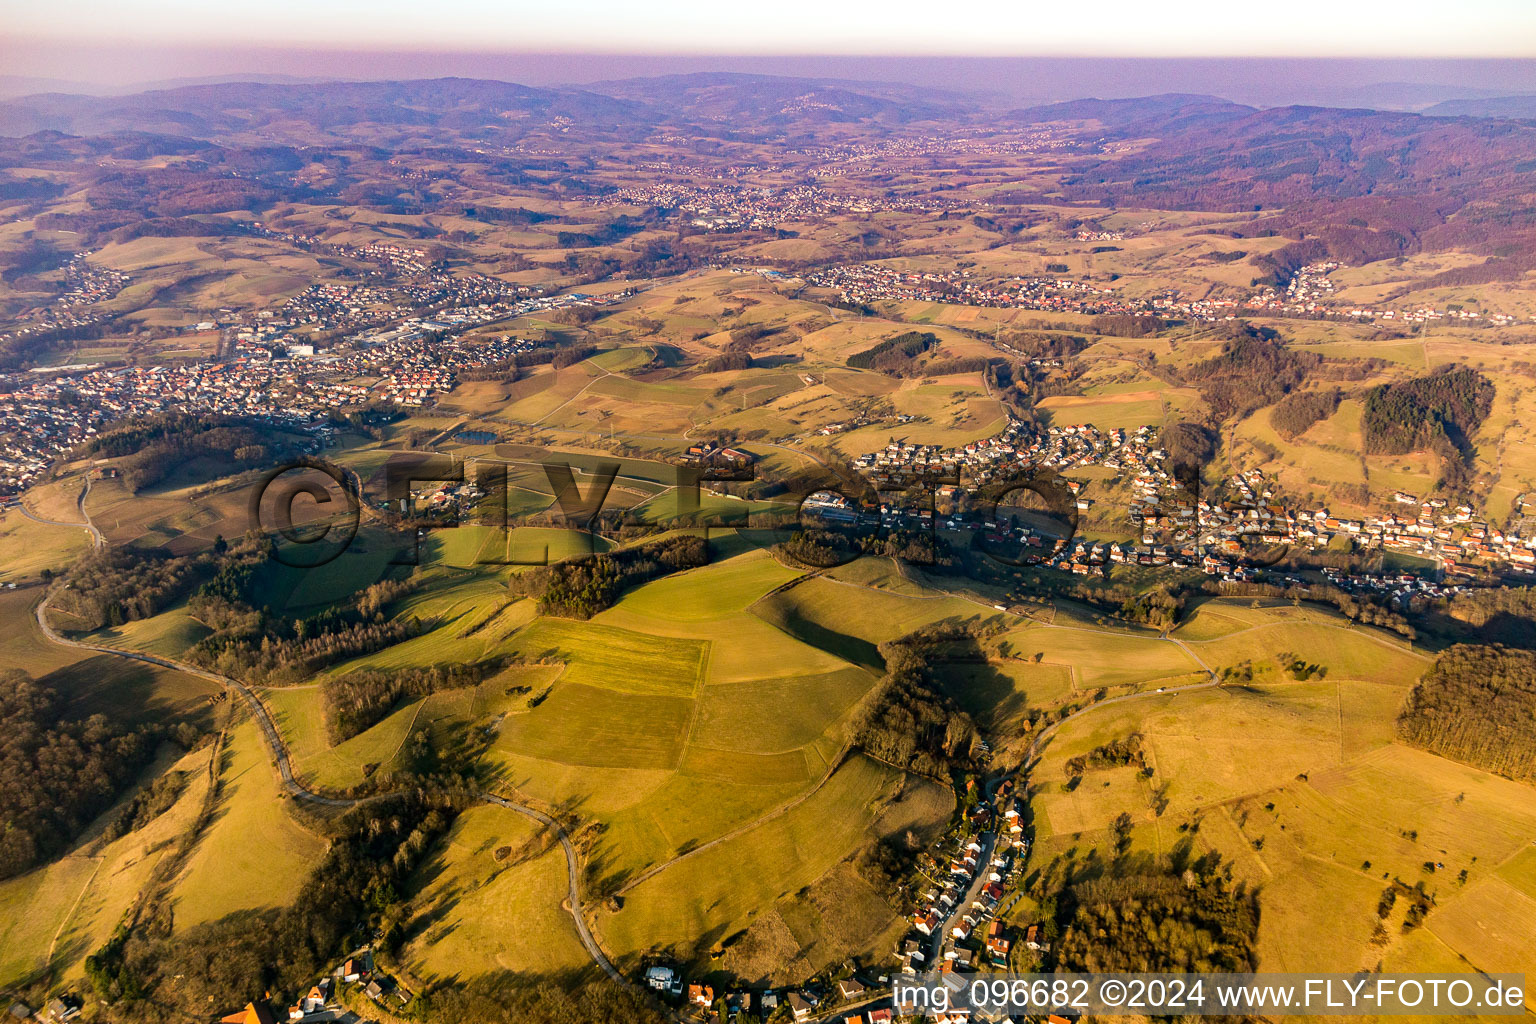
xmin=32 ymin=590 xmax=628 ymax=986
xmin=17 ymin=474 xmax=104 ymax=549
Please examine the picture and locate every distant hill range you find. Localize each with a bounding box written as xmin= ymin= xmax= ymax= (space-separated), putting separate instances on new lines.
xmin=0 ymin=78 xmax=651 ymax=138
xmin=1424 ymin=94 xmax=1536 ymax=119
xmin=0 ymin=73 xmax=972 ymax=138
xmin=6 ymin=75 xmax=1536 ymax=140
xmin=584 ymin=72 xmax=971 ymax=124
xmin=2 ymin=76 xmax=1534 ymax=276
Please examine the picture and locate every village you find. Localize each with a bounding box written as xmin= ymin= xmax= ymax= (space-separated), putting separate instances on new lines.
xmin=850 ymin=417 xmax=1536 ymax=598
xmin=7 ymin=951 xmax=415 ymax=1024
xmin=807 ymin=261 xmax=1530 ymax=328
xmin=604 ymin=181 xmax=961 ymax=233
xmin=632 ymin=782 xmax=1051 ymax=1024
xmin=0 ymin=283 xmax=620 ymax=496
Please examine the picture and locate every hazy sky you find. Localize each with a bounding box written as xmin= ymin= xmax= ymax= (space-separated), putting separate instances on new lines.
xmin=7 ymin=0 xmax=1536 ymax=57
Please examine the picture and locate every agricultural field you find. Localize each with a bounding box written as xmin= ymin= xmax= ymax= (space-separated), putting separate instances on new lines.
xmin=0 ymin=507 xmax=94 ymax=583
xmin=1025 ymin=598 xmax=1536 ymax=1007
xmin=594 ymin=754 xmax=944 ymax=972
xmin=165 ymin=720 xmax=328 ymax=929
xmin=400 ymin=805 xmax=595 ymax=984
xmin=6 ymin=69 xmax=1536 ymax=1023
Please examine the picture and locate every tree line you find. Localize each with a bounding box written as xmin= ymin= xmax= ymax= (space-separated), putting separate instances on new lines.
xmin=48 ymin=546 xmax=209 ymax=631
xmin=186 ymin=541 xmax=422 ymax=685
xmin=1397 ymin=644 xmax=1536 ymax=785
xmin=0 ymin=669 xmax=162 ymax=880
xmin=322 ymin=661 xmax=503 ymax=744
xmin=81 ymin=411 xmax=287 ymax=493
xmin=848 ymin=637 xmax=980 ymax=779
xmin=508 ymin=534 xmax=708 ymax=619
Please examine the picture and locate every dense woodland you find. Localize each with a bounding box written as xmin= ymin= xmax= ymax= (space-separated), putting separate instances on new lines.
xmin=0 ymin=669 xmax=160 ymax=880
xmin=849 ymin=637 xmax=979 ymax=778
xmin=1025 ymin=840 xmax=1260 ymax=975
xmin=1178 ymin=325 xmax=1319 ymax=423
xmin=1423 ymin=586 xmax=1536 ymax=648
xmin=80 ymin=412 xmax=286 ymax=492
xmin=1270 ymin=386 xmax=1342 ymax=438
xmin=508 ymin=534 xmax=708 ymax=618
xmin=187 ymin=544 xmax=421 ymax=685
xmin=48 ymin=546 xmax=208 ymax=631
xmin=322 ymin=661 xmax=503 ymax=744
xmin=1397 ymin=644 xmax=1536 ymax=784
xmin=846 ymin=330 xmax=938 ymax=372
xmin=1052 ymin=870 xmax=1260 ymax=973
xmin=1361 ymin=367 xmax=1493 ymax=458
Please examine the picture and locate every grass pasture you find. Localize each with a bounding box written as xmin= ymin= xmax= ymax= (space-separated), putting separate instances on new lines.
xmin=595 ymin=755 xmax=928 ymax=967
xmin=940 ymin=658 xmax=1077 ymax=733
xmin=496 ymin=683 xmax=694 ymax=770
xmin=401 ymin=805 xmax=594 ymax=985
xmin=167 ymin=720 xmax=326 ymax=930
xmin=694 ymin=666 xmax=875 ymax=753
xmin=1178 ymin=616 xmax=1427 ymax=686
xmin=606 ymin=549 xmax=799 ymax=621
xmin=0 ymin=507 xmax=93 ymax=583
xmin=753 ymin=576 xmax=993 ymax=666
xmin=1028 ymin=589 xmax=1534 ymax=988
xmin=506 ymin=617 xmax=706 ymax=697
xmin=1005 ymin=621 xmax=1203 ymax=689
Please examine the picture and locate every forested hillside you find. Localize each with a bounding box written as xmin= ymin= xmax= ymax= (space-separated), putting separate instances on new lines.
xmin=1397 ymin=644 xmax=1536 ymax=784
xmin=1179 ymin=326 xmax=1318 ymax=422
xmin=0 ymin=669 xmax=160 ymax=879
xmin=1362 ymin=367 xmax=1493 ymax=456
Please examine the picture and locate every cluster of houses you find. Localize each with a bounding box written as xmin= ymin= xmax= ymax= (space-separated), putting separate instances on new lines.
xmin=216 ymin=950 xmax=407 ymax=1024
xmin=1283 ymin=261 xmax=1339 ymax=304
xmin=54 ymin=253 xmax=131 ymax=310
xmin=643 ymin=969 xmax=894 ymax=1024
xmin=0 ymin=252 xmax=130 ymax=351
xmin=902 ymin=798 xmax=1025 ymax=980
xmin=1146 ymin=469 xmax=1536 ymax=582
xmin=0 ymin=216 xmax=636 ymax=498
xmin=857 ymin=422 xmax=1165 ymax=488
xmin=0 ymin=323 xmax=526 ymax=495
xmin=607 ymin=179 xmax=960 ymax=232
xmin=680 ymin=439 xmax=757 ymax=478
xmin=6 ymin=997 xmax=80 ymax=1024
xmin=792 ymin=128 xmax=1071 ymax=173
xmin=806 ymin=260 xmax=1533 ymax=330
xmin=1233 ymin=262 xmax=1524 ymax=326
xmin=11 ymin=952 xmax=415 ymax=1024
xmin=1074 ymin=228 xmax=1127 ymax=242
xmin=266 ymin=262 xmax=564 ymax=339
xmin=609 ymin=182 xmax=858 ymax=232
xmin=849 ymin=409 xmax=1536 ymax=588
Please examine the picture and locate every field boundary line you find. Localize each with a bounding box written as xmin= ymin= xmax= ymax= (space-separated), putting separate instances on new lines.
xmin=612 ymin=741 xmax=854 ymax=897
xmin=41 ymin=854 xmax=104 ymax=989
